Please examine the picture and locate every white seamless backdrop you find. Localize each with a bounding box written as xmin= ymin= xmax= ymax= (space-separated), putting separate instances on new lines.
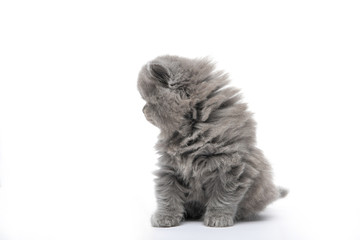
xmin=0 ymin=1 xmax=359 ymax=240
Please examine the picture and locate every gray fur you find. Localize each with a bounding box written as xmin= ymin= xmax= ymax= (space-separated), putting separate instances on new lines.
xmin=137 ymin=55 xmax=288 ymax=228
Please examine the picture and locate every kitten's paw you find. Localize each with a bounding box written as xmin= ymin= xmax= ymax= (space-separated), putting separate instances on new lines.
xmin=204 ymin=214 xmax=234 ymax=227
xmin=151 ymin=213 xmax=183 ymax=227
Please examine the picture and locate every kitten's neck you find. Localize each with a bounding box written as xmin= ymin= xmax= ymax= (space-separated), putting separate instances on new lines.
xmin=156 ymin=130 xmax=188 ymax=154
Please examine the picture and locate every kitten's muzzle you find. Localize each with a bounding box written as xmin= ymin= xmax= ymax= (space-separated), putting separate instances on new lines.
xmin=142 ymin=104 xmax=148 ymax=114
xmin=142 ymin=104 xmax=156 ymax=126
xmin=142 ymin=104 xmax=151 ymax=120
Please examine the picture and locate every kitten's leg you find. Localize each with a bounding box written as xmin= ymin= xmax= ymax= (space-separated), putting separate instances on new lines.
xmin=151 ymin=166 xmax=187 ymax=227
xmin=203 ymin=163 xmax=255 ymax=227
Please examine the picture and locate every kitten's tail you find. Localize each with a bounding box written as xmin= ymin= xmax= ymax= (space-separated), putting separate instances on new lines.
xmin=277 ymin=186 xmax=289 ymax=199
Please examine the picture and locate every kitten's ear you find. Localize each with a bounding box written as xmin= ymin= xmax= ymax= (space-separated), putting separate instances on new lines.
xmin=147 ymin=62 xmax=170 ymax=85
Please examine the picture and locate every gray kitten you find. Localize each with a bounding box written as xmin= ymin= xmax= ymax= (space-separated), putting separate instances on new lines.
xmin=137 ymin=55 xmax=287 ymax=228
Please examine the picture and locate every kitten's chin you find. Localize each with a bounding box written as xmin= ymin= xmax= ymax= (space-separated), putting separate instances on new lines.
xmin=158 ymin=127 xmax=179 ymax=140
xmin=158 ymin=125 xmax=191 ymax=140
xmin=146 ymin=117 xmax=156 ymax=127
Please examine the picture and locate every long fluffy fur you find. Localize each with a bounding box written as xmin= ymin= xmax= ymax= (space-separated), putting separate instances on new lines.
xmin=137 ymin=55 xmax=287 ymax=227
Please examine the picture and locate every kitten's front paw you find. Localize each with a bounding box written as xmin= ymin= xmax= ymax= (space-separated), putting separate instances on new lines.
xmin=204 ymin=214 xmax=234 ymax=227
xmin=151 ymin=212 xmax=183 ymax=227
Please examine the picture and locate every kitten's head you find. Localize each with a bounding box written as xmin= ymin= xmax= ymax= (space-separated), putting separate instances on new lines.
xmin=137 ymin=55 xmax=215 ymax=136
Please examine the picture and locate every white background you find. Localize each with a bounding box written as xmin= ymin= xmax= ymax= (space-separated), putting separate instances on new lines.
xmin=1 ymin=0 xmax=360 ymax=239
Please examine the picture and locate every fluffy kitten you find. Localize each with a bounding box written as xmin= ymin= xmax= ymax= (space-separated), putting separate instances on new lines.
xmin=137 ymin=55 xmax=287 ymax=228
